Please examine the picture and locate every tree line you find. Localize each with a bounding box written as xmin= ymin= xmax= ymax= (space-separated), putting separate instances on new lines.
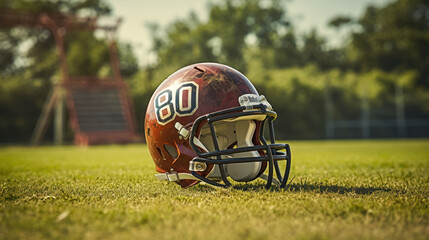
xmin=0 ymin=0 xmax=428 ymax=142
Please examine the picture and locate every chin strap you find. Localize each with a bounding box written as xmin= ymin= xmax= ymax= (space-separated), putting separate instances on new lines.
xmin=155 ymin=171 xmax=199 ymax=182
xmin=155 ymin=171 xmax=281 ymax=188
xmin=175 ymin=122 xmax=211 ymax=153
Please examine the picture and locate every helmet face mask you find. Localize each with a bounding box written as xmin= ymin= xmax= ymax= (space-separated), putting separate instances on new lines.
xmin=145 ymin=63 xmax=291 ymax=189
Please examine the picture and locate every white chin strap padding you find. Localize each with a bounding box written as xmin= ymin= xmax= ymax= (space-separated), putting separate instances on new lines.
xmin=226 ymin=120 xmax=261 ymax=182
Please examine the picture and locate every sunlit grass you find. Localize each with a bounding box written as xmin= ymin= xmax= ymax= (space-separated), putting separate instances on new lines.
xmin=0 ymin=139 xmax=428 ymax=239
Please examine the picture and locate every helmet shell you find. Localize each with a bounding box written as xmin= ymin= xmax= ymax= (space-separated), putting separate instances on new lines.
xmin=145 ymin=63 xmax=259 ymax=187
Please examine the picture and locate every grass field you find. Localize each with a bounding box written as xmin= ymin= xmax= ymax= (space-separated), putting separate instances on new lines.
xmin=0 ymin=139 xmax=428 ymax=240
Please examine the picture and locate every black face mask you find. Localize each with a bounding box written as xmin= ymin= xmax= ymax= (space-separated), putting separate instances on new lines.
xmin=188 ymin=103 xmax=292 ymax=189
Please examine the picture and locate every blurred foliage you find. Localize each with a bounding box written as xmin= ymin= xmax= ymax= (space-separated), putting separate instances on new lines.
xmin=66 ymin=31 xmax=110 ymax=76
xmin=248 ymin=66 xmax=420 ymax=139
xmin=136 ymin=0 xmax=429 ymax=139
xmin=0 ymin=0 xmax=428 ymax=142
xmin=345 ymin=0 xmax=429 ymax=86
xmin=0 ymin=0 xmax=138 ymax=142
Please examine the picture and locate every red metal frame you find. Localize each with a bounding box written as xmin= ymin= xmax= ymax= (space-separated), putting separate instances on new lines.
xmin=0 ymin=9 xmax=140 ymax=145
xmin=65 ymin=77 xmax=139 ymax=145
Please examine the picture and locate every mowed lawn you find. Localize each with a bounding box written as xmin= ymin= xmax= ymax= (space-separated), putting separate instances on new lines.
xmin=0 ymin=139 xmax=428 ymax=240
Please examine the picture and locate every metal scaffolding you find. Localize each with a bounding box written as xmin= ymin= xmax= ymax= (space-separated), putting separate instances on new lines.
xmin=0 ymin=9 xmax=139 ymax=145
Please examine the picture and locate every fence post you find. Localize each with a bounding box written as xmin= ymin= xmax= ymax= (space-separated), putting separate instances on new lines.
xmin=361 ymin=86 xmax=370 ymax=138
xmin=395 ymin=82 xmax=406 ymax=137
xmin=324 ymin=78 xmax=334 ymax=139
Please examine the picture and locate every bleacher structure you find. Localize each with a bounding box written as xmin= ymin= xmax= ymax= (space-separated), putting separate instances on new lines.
xmin=0 ymin=9 xmax=140 ymax=145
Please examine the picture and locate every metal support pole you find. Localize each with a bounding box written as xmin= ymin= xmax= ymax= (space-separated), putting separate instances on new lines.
xmin=54 ymin=84 xmax=64 ymax=145
xmin=30 ymin=87 xmax=57 ymax=145
xmin=30 ymin=14 xmax=69 ymax=145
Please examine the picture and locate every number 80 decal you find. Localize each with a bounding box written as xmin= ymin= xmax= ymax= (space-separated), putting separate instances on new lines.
xmin=155 ymin=82 xmax=199 ymax=125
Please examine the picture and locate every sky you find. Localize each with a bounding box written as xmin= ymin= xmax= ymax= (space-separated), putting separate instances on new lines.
xmin=107 ymin=0 xmax=393 ymax=66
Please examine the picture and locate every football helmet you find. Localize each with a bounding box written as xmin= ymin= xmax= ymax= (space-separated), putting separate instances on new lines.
xmin=144 ymin=63 xmax=291 ymax=188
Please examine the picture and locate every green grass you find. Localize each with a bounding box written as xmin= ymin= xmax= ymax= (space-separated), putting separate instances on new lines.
xmin=0 ymin=139 xmax=428 ymax=240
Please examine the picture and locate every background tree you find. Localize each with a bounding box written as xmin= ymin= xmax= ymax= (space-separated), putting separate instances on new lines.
xmin=342 ymin=0 xmax=429 ymax=86
xmin=1 ymin=0 xmax=428 ymax=141
xmin=0 ymin=0 xmax=117 ymax=142
xmin=148 ymin=0 xmax=290 ymax=73
xmin=140 ymin=0 xmax=429 ymax=139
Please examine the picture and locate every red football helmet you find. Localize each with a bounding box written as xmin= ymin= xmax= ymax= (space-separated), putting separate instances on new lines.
xmin=144 ymin=63 xmax=291 ymax=188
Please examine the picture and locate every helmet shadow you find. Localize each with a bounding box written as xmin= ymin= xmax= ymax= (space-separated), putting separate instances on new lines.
xmin=191 ymin=180 xmax=391 ymax=195
xmin=285 ymin=182 xmax=391 ymax=195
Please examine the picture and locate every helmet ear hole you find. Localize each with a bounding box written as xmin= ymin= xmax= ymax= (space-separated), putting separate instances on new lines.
xmin=164 ymin=144 xmax=178 ymax=159
xmin=156 ymin=147 xmax=166 ymax=160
